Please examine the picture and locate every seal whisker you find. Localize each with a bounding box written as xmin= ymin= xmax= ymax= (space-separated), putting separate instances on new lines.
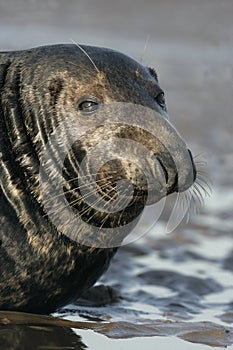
xmin=195 ymin=170 xmax=209 ymax=180
xmin=85 ymin=200 xmax=112 ymax=226
xmin=43 ymin=180 xmax=114 ymax=218
xmin=72 ymin=180 xmax=116 ymax=206
xmin=61 ymin=185 xmax=118 ymax=230
xmin=81 ymin=186 xmax=131 ymax=226
xmin=195 ymin=175 xmax=211 ymax=197
xmin=179 ymin=168 xmax=210 ymax=224
xmin=184 ymin=191 xmax=194 ymax=223
xmin=116 ymin=192 xmax=133 ymax=226
xmin=186 ymin=187 xmax=200 ymax=213
xmin=174 ymin=179 xmax=204 ymax=226
xmin=194 ymin=160 xmax=207 ymax=167
xmin=193 ymin=153 xmax=203 ymax=159
xmin=140 ymin=34 xmax=150 ymax=64
xmin=197 ymin=175 xmax=212 ymax=191
xmin=192 ymin=183 xmax=205 ymax=207
xmin=43 ymin=181 xmax=112 ymax=215
xmin=195 ymin=179 xmax=211 ymax=197
xmin=81 ymin=187 xmax=119 ymax=220
xmin=65 ymin=171 xmax=118 ymax=183
xmin=70 ymin=39 xmax=100 ymax=73
xmin=44 ymin=174 xmax=115 ymax=202
xmin=97 ymin=188 xmax=131 ymax=229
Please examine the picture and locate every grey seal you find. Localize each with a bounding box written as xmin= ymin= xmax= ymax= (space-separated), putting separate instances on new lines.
xmin=0 ymin=44 xmax=197 ymax=313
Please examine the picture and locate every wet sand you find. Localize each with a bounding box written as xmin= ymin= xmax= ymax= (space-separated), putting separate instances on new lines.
xmin=0 ymin=0 xmax=233 ymax=348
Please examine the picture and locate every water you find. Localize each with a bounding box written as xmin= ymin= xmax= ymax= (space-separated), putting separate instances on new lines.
xmin=0 ymin=0 xmax=233 ymax=348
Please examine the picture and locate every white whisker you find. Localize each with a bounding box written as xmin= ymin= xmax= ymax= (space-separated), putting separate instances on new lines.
xmin=70 ymin=39 xmax=100 ymax=73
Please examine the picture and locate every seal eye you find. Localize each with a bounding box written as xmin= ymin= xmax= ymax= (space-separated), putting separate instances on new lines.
xmin=78 ymin=97 xmax=99 ymax=114
xmin=156 ymin=92 xmax=166 ymax=110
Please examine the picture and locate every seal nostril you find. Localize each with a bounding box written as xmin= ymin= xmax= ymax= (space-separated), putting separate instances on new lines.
xmin=168 ymin=173 xmax=178 ymax=194
xmin=153 ymin=154 xmax=179 ymax=194
xmin=155 ymin=156 xmax=168 ymax=183
xmin=188 ymin=149 xmax=197 ymax=182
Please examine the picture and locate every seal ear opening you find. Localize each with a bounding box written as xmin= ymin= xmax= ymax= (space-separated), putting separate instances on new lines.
xmin=48 ymin=78 xmax=64 ymax=106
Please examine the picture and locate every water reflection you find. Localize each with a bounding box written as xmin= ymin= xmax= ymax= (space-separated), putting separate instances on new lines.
xmin=0 ymin=324 xmax=86 ymax=350
xmin=0 ymin=309 xmax=233 ymax=349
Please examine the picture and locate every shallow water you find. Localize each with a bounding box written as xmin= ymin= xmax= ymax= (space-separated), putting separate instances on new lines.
xmin=0 ymin=0 xmax=233 ymax=348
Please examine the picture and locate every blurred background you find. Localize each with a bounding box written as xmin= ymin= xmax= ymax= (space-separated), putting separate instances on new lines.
xmin=0 ymin=1 xmax=233 ymax=349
